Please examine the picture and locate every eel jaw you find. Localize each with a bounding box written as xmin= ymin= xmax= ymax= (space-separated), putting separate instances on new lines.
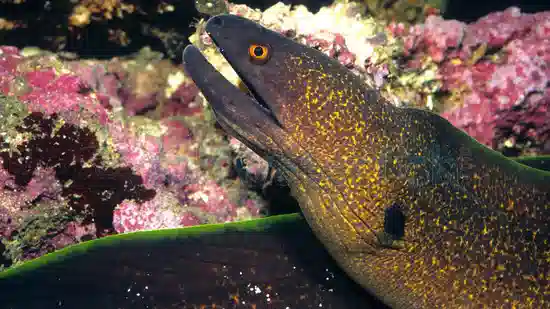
xmin=182 ymin=45 xmax=282 ymax=157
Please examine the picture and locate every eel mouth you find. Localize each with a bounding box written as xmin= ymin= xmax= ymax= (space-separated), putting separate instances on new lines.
xmin=182 ymin=44 xmax=281 ymax=156
xmin=182 ymin=44 xmax=270 ymax=114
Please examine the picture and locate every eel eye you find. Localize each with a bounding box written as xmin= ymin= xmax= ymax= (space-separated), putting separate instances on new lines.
xmin=248 ymin=44 xmax=270 ymax=64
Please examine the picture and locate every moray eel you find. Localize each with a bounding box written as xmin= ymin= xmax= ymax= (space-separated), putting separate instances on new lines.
xmin=1 ymin=15 xmax=550 ymax=309
xmin=182 ymin=15 xmax=550 ymax=309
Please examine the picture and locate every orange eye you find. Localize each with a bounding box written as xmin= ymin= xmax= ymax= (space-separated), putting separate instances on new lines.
xmin=248 ymin=44 xmax=270 ymax=63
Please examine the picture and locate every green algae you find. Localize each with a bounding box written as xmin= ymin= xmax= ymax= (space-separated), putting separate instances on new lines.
xmin=8 ymin=76 xmax=31 ymax=96
xmin=0 ymin=94 xmax=31 ymax=155
xmin=1 ymin=199 xmax=84 ymax=267
xmin=90 ymin=127 xmax=124 ymax=169
xmin=371 ymin=39 xmax=444 ymax=109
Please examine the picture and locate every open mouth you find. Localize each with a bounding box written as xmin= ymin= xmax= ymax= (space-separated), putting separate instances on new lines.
xmin=206 ymin=33 xmax=275 ymax=119
xmin=182 ymin=43 xmax=283 ymax=159
xmin=228 ymin=63 xmax=283 ymax=128
xmin=234 ymin=72 xmax=271 ymax=113
xmin=182 ymin=44 xmax=263 ymax=114
xmin=182 ymin=43 xmax=281 ymax=127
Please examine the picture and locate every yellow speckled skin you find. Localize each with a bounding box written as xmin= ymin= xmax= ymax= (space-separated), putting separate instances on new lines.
xmin=183 ymin=15 xmax=550 ymax=309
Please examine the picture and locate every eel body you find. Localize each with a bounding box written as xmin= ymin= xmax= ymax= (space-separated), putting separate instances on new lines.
xmin=1 ymin=214 xmax=389 ymax=309
xmin=183 ymin=15 xmax=550 ymax=309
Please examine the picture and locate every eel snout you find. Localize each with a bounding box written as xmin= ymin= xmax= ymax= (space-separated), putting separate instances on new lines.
xmin=182 ymin=44 xmax=282 ymax=157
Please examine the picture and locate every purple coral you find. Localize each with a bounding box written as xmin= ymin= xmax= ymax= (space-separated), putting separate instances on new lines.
xmin=391 ymin=7 xmax=550 ymax=155
xmin=68 ymin=55 xmax=202 ymax=117
xmin=297 ymin=31 xmax=357 ymax=68
xmin=113 ymin=191 xmax=201 ymax=233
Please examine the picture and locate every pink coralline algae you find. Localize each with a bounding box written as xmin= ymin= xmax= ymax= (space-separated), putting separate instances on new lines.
xmin=66 ymin=50 xmax=203 ymax=118
xmin=390 ymin=7 xmax=550 ymax=155
xmin=297 ymin=31 xmax=357 ymax=68
xmin=113 ymin=191 xmax=198 ymax=233
xmin=0 ymin=46 xmax=267 ymax=267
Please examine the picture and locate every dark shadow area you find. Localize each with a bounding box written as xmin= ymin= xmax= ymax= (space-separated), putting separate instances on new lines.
xmin=233 ymin=0 xmax=334 ymax=12
xmin=0 ymin=0 xmax=333 ymax=63
xmin=263 ymin=182 xmax=301 ymax=215
xmin=0 ymin=242 xmax=11 ymax=269
xmin=0 ymin=1 xmax=198 ymax=62
xmin=444 ymin=0 xmax=550 ymax=22
xmin=1 ymin=0 xmax=550 ymax=62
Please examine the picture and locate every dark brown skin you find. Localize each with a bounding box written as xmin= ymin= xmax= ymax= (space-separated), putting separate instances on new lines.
xmin=183 ymin=15 xmax=550 ymax=309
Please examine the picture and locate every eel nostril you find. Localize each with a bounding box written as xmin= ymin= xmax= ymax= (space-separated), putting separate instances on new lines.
xmin=210 ymin=16 xmax=224 ymax=27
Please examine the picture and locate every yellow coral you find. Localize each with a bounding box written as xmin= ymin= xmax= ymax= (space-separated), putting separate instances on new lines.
xmin=0 ymin=18 xmax=20 ymax=30
xmin=69 ymin=0 xmax=135 ymax=27
xmin=69 ymin=5 xmax=92 ymax=27
xmin=165 ymin=71 xmax=187 ymax=99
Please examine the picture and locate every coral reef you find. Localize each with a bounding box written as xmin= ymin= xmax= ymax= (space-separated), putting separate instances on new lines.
xmin=198 ymin=1 xmax=550 ymax=156
xmin=390 ymin=7 xmax=550 ymax=155
xmin=0 ymin=46 xmax=266 ymax=268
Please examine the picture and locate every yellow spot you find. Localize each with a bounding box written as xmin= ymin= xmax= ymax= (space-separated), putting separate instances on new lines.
xmin=450 ymin=58 xmax=462 ymax=65
xmin=506 ymin=199 xmax=515 ymax=211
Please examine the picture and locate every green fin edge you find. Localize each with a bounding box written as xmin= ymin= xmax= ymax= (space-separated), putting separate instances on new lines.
xmin=0 ymin=213 xmax=303 ymax=278
xmin=514 ymin=155 xmax=550 ymax=164
xmin=454 ymin=123 xmax=550 ymax=180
